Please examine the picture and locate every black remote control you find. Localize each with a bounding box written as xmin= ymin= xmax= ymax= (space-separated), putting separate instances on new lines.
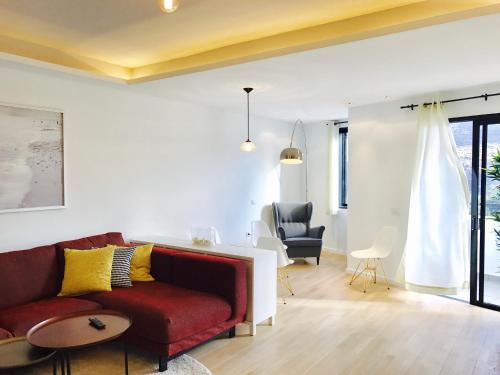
xmin=89 ymin=317 xmax=106 ymax=330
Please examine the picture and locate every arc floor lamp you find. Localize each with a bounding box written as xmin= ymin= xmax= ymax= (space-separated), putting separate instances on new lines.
xmin=280 ymin=119 xmax=308 ymax=200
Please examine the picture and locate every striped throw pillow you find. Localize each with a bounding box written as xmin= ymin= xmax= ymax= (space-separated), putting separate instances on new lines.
xmin=110 ymin=247 xmax=136 ymax=287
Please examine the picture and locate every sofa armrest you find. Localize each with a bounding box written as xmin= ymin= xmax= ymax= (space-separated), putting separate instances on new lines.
xmin=171 ymin=252 xmax=247 ymax=321
xmin=277 ymin=226 xmax=287 ymax=240
xmin=309 ymin=226 xmax=325 ymax=239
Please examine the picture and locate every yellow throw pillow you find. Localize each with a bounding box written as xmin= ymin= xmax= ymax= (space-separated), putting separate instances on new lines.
xmin=129 ymin=243 xmax=155 ymax=282
xmin=58 ymin=245 xmax=116 ymax=297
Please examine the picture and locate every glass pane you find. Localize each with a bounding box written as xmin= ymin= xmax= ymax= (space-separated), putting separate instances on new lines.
xmin=483 ymin=123 xmax=500 ymax=306
xmin=344 ymin=133 xmax=348 ymax=206
xmin=339 ymin=131 xmax=348 ymax=207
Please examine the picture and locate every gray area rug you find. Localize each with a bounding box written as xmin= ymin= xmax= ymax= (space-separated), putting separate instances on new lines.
xmin=10 ymin=342 xmax=212 ymax=375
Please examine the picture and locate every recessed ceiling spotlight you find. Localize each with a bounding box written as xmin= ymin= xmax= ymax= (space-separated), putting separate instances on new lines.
xmin=159 ymin=0 xmax=180 ymax=13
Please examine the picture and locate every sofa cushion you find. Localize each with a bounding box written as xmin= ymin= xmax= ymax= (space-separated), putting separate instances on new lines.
xmin=111 ymin=247 xmax=136 ymax=287
xmin=0 ymin=245 xmax=60 ymax=310
xmin=82 ymin=282 xmax=231 ymax=344
xmin=149 ymin=246 xmax=178 ymax=284
xmin=0 ymin=297 xmax=102 ymax=336
xmin=56 ymin=232 xmax=126 ymax=251
xmin=58 ymin=246 xmax=116 ymax=297
xmin=0 ymin=327 xmax=13 ymax=340
xmin=171 ymin=252 xmax=247 ymax=321
xmin=281 ymin=222 xmax=308 ymax=238
xmin=283 ymin=237 xmax=322 ymax=247
xmin=55 ymin=232 xmax=126 ymax=278
xmin=129 ymin=244 xmax=154 ymax=282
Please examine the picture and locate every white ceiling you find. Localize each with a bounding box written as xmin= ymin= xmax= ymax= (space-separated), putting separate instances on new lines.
xmin=130 ymin=12 xmax=500 ymax=122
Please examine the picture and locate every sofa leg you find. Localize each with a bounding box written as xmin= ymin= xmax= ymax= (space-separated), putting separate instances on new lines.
xmin=159 ymin=356 xmax=168 ymax=372
xmin=316 ymin=257 xmax=320 ymax=265
xmin=228 ymin=326 xmax=236 ymax=338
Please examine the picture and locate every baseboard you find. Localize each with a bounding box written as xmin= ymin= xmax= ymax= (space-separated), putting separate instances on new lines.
xmin=322 ymin=246 xmax=346 ymax=256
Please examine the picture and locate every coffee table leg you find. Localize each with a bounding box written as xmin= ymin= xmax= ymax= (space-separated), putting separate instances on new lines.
xmin=65 ymin=351 xmax=71 ymax=375
xmin=60 ymin=351 xmax=66 ymax=375
xmin=124 ymin=341 xmax=129 ymax=375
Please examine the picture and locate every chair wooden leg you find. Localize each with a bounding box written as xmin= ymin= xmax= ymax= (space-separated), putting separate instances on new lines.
xmin=282 ymin=269 xmax=294 ymax=296
xmin=363 ymin=260 xmax=368 ymax=293
xmin=316 ymin=257 xmax=320 ymax=265
xmin=377 ymin=258 xmax=391 ymax=290
xmin=349 ymin=260 xmax=363 ymax=285
xmin=278 ymin=269 xmax=293 ymax=304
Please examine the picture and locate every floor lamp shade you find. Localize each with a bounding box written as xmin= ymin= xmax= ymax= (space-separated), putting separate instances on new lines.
xmin=280 ymin=147 xmax=303 ymax=164
xmin=280 ymin=119 xmax=308 ymax=199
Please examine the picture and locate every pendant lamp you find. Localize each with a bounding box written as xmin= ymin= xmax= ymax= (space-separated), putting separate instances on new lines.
xmin=159 ymin=0 xmax=180 ymax=13
xmin=240 ymin=88 xmax=256 ymax=152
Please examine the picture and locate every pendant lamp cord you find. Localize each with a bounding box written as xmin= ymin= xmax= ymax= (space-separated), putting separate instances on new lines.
xmin=247 ymin=90 xmax=250 ymax=141
xmin=243 ymin=87 xmax=253 ymax=142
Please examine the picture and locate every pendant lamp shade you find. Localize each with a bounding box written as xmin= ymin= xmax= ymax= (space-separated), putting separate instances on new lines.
xmin=241 ymin=87 xmax=256 ymax=152
xmin=240 ymin=140 xmax=257 ymax=152
xmin=159 ymin=0 xmax=180 ymax=13
xmin=280 ymin=147 xmax=303 ymax=164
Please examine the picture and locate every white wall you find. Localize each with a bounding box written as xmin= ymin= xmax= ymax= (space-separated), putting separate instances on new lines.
xmin=0 ymin=61 xmax=294 ymax=251
xmin=348 ymin=81 xmax=500 ymax=279
xmin=305 ymin=122 xmax=347 ymax=253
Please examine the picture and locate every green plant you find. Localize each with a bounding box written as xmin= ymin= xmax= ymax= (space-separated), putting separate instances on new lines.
xmin=485 ymin=148 xmax=500 ymax=253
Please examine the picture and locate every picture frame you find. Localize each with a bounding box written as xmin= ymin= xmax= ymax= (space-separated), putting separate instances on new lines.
xmin=0 ymin=102 xmax=65 ymax=213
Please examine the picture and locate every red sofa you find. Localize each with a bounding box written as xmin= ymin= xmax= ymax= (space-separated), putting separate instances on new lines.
xmin=0 ymin=232 xmax=247 ymax=371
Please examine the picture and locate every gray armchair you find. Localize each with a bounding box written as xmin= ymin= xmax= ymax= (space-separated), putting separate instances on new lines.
xmin=272 ymin=202 xmax=325 ymax=265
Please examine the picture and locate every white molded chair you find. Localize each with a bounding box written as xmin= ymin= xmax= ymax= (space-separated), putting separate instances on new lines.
xmin=349 ymin=226 xmax=397 ymax=293
xmin=252 ymin=221 xmax=294 ymax=302
xmin=251 ymin=220 xmax=272 ymax=247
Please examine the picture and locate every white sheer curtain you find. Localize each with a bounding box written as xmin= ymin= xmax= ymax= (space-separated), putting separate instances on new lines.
xmin=327 ymin=124 xmax=339 ymax=215
xmin=403 ymin=103 xmax=470 ymax=293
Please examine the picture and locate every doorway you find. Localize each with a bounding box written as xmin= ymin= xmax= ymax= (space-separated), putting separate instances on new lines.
xmin=450 ymin=114 xmax=500 ymax=311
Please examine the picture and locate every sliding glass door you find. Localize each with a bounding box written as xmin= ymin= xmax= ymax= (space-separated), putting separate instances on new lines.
xmin=451 ymin=114 xmax=500 ymax=311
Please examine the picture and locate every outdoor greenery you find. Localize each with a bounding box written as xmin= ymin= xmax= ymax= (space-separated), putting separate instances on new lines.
xmin=485 ymin=148 xmax=500 ymax=252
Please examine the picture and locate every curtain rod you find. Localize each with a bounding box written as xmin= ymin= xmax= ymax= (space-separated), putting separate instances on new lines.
xmin=326 ymin=120 xmax=348 ymax=126
xmin=401 ymin=92 xmax=500 ymax=110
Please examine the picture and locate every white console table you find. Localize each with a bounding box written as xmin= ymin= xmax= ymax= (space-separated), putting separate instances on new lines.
xmin=131 ymin=236 xmax=277 ymax=336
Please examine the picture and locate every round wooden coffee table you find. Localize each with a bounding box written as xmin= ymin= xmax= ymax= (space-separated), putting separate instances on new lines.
xmin=0 ymin=336 xmax=55 ymax=370
xmin=27 ymin=310 xmax=132 ymax=375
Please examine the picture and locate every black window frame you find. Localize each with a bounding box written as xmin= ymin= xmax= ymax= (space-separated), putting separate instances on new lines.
xmin=449 ymin=113 xmax=500 ymax=313
xmin=339 ymin=127 xmax=348 ymax=209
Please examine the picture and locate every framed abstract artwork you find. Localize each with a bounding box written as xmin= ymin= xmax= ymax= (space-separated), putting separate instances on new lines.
xmin=0 ymin=103 xmax=65 ymax=213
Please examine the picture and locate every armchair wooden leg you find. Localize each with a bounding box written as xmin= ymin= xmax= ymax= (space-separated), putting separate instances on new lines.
xmin=228 ymin=326 xmax=236 ymax=338
xmin=316 ymin=257 xmax=320 ymax=265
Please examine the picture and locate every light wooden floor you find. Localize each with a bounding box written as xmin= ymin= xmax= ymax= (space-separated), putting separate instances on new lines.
xmin=190 ymin=253 xmax=500 ymax=375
